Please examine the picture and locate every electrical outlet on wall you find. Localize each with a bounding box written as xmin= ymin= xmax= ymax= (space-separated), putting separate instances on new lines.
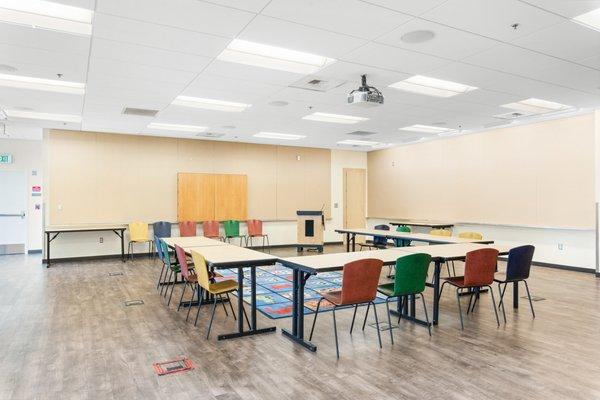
xmin=99 ymin=237 xmax=104 ymax=244
xmin=558 ymin=243 xmax=564 ymax=250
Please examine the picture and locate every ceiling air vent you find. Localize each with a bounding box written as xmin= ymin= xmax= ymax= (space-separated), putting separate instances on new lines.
xmin=493 ymin=111 xmax=530 ymax=120
xmin=289 ymin=76 xmax=347 ymax=92
xmin=196 ymin=132 xmax=225 ymax=138
xmin=347 ymin=130 xmax=377 ymax=137
xmin=122 ymin=107 xmax=158 ymax=117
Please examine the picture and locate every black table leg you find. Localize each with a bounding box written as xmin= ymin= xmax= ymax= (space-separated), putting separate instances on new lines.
xmin=433 ymin=260 xmax=441 ymax=325
xmin=282 ymin=268 xmax=317 ymax=351
xmin=352 ymin=233 xmax=356 ymax=252
xmin=251 ymin=267 xmax=257 ymax=330
xmin=120 ymin=230 xmax=125 ymax=262
xmin=46 ymin=232 xmax=50 ymax=268
xmin=513 ymin=281 xmax=519 ymax=309
xmin=345 ymin=233 xmax=350 ymax=252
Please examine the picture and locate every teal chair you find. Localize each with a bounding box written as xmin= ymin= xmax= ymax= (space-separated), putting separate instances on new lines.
xmin=223 ymin=220 xmax=245 ymax=246
xmin=377 ymin=253 xmax=432 ymax=343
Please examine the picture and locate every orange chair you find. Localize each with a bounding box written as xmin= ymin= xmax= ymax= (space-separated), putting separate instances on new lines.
xmin=202 ymin=220 xmax=221 ymax=240
xmin=179 ymin=221 xmax=197 ymax=237
xmin=440 ymin=248 xmax=500 ymax=329
xmin=309 ymin=258 xmax=384 ymax=358
xmin=246 ymin=219 xmax=269 ymax=251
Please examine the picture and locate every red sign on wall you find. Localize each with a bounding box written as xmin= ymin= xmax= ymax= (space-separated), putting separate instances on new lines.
xmin=32 ymin=186 xmax=41 ymax=192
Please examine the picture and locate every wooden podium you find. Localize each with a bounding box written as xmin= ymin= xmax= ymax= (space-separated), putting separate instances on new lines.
xmin=296 ymin=210 xmax=324 ymax=252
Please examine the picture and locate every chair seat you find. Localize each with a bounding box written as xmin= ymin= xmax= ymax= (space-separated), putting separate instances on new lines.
xmin=131 ymin=239 xmax=151 ymax=243
xmin=494 ymin=274 xmax=522 ymax=283
xmin=320 ymin=290 xmax=342 ymax=305
xmin=249 ymin=234 xmax=267 ymax=237
xmin=377 ymin=283 xmax=395 ymax=297
xmin=444 ymin=276 xmax=493 ymax=288
xmin=207 ymin=279 xmax=238 ymax=294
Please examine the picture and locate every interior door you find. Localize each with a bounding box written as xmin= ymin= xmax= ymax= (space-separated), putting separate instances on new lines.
xmin=0 ymin=170 xmax=27 ymax=254
xmin=343 ymin=168 xmax=366 ymax=244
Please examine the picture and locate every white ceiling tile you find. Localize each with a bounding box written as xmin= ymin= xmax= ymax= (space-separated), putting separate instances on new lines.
xmin=87 ymin=57 xmax=198 ymax=85
xmin=93 ymin=13 xmax=231 ymax=58
xmin=518 ymin=0 xmax=600 ymax=18
xmin=261 ymin=0 xmax=412 ymax=39
xmin=422 ymin=0 xmax=564 ymax=41
xmin=580 ymin=54 xmax=600 ymax=69
xmin=51 ymin=0 xmax=95 ymax=9
xmin=206 ymin=0 xmax=273 ymax=13
xmin=376 ymin=18 xmax=500 ymax=60
xmin=341 ymin=42 xmax=450 ymax=74
xmin=96 ymin=0 xmax=254 ymax=37
xmin=358 ymin=0 xmax=449 ymax=16
xmin=534 ymin=62 xmax=600 ymax=93
xmin=0 ymin=23 xmax=90 ymax=55
xmin=185 ymin=73 xmax=285 ymax=97
xmin=203 ymin=59 xmax=306 ymax=86
xmin=0 ymin=87 xmax=84 ymax=114
xmin=318 ymin=61 xmax=410 ymax=86
xmin=238 ymin=16 xmax=368 ymax=58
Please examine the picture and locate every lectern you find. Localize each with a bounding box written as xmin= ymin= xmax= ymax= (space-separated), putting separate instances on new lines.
xmin=296 ymin=210 xmax=324 ymax=252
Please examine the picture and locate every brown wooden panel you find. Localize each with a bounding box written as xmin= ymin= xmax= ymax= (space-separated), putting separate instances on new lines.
xmin=214 ymin=174 xmax=248 ymax=221
xmin=177 ymin=173 xmax=215 ymax=221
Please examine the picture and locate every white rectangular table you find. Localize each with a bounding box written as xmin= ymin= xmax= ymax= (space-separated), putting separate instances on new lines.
xmin=280 ymin=243 xmax=510 ymax=352
xmin=163 ymin=236 xmax=228 ymax=249
xmin=389 ymin=220 xmax=454 ymax=229
xmin=335 ymin=227 xmax=493 ymax=252
xmin=182 ymin=244 xmax=279 ymax=341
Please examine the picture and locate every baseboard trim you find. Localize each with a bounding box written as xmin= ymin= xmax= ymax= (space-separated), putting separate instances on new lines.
xmin=28 ymin=249 xmax=42 ymax=254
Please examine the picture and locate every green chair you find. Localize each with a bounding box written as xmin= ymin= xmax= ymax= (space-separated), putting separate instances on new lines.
xmin=377 ymin=253 xmax=432 ymax=343
xmin=160 ymin=240 xmax=181 ymax=306
xmin=223 ymin=220 xmax=245 ymax=246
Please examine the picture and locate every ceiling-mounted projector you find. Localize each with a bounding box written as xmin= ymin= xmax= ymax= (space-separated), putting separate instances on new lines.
xmin=347 ymin=74 xmax=384 ymax=107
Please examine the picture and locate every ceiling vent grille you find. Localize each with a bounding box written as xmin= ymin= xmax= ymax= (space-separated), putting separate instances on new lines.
xmin=493 ymin=111 xmax=530 ymax=120
xmin=122 ymin=107 xmax=158 ymax=117
xmin=289 ymin=76 xmax=347 ymax=92
xmin=347 ymin=130 xmax=377 ymax=137
xmin=196 ymin=132 xmax=225 ymax=138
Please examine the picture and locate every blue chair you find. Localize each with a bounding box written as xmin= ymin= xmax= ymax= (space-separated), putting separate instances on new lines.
xmin=155 ymin=235 xmax=167 ymax=291
xmin=152 ymin=221 xmax=171 ymax=258
xmin=494 ymin=245 xmax=536 ymax=322
xmin=358 ymin=224 xmax=390 ymax=251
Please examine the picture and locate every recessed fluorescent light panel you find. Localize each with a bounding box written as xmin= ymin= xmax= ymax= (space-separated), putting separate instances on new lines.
xmin=501 ymin=98 xmax=573 ymax=114
xmin=172 ymin=96 xmax=250 ymax=112
xmin=573 ymin=8 xmax=600 ymax=31
xmin=218 ymin=39 xmax=336 ymax=74
xmin=0 ymin=0 xmax=93 ymax=35
xmin=337 ymin=139 xmax=380 ymax=146
xmin=253 ymin=132 xmax=306 ymax=140
xmin=147 ymin=122 xmax=207 ymax=133
xmin=389 ymin=75 xmax=477 ymax=97
xmin=0 ymin=73 xmax=84 ymax=94
xmin=5 ymin=109 xmax=81 ymax=122
xmin=399 ymin=124 xmax=454 ymax=134
xmin=302 ymin=112 xmax=368 ymax=124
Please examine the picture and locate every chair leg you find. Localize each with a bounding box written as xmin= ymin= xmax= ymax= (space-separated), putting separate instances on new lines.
xmin=241 ymin=299 xmax=251 ymax=329
xmin=194 ymin=287 xmax=204 ymax=327
xmin=332 ymin=306 xmax=340 ymax=358
xmin=523 ymin=280 xmax=536 ymax=318
xmin=371 ymin=302 xmax=382 ymax=349
xmin=451 ymin=260 xmax=456 ymax=276
xmin=466 ymin=290 xmax=475 ymax=315
xmin=439 ymin=281 xmax=448 ymax=299
xmin=265 ymin=235 xmax=270 ymax=253
xmin=497 ymin=282 xmax=507 ymax=324
xmin=487 ymin=285 xmax=500 ymax=327
xmin=219 ymin=293 xmax=229 ymax=317
xmin=397 ymin=296 xmax=404 ymax=324
xmin=206 ymin=296 xmax=218 ymax=339
xmin=186 ymin=284 xmax=196 ymax=322
xmin=420 ymin=294 xmax=432 ymax=337
xmin=167 ymin=273 xmax=177 ymax=306
xmin=471 ymin=288 xmax=480 ymax=313
xmin=308 ymin=298 xmax=323 ymax=341
xmin=226 ymin=292 xmax=236 ymax=320
xmin=385 ymin=298 xmax=394 ymax=344
xmin=362 ymin=302 xmax=371 ymax=331
xmin=156 ymin=264 xmax=165 ymax=290
xmin=162 ymin=270 xmax=173 ymax=297
xmin=456 ymin=288 xmax=464 ymax=330
xmin=178 ymin=281 xmax=187 ymax=312
xmin=349 ymin=304 xmax=358 ymax=334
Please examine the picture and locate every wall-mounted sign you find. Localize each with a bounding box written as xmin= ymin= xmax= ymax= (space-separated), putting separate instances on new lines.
xmin=32 ymin=186 xmax=41 ymax=192
xmin=0 ymin=153 xmax=12 ymax=164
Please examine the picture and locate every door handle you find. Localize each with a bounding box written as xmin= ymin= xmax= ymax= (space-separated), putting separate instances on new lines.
xmin=0 ymin=211 xmax=25 ymax=218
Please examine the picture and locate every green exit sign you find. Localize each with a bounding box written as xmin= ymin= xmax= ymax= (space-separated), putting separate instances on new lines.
xmin=0 ymin=154 xmax=13 ymax=164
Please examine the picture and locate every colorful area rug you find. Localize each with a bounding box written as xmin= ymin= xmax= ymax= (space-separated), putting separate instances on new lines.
xmin=215 ymin=264 xmax=387 ymax=319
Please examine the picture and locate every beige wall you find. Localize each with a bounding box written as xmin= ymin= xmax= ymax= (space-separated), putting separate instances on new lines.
xmin=0 ymin=138 xmax=43 ymax=251
xmin=368 ymin=113 xmax=596 ymax=229
xmin=47 ymin=130 xmax=331 ymax=225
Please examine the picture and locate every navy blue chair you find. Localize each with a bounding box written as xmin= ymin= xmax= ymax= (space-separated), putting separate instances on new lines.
xmin=358 ymin=224 xmax=390 ymax=251
xmin=494 ymin=245 xmax=536 ymax=322
xmin=152 ymin=221 xmax=171 ymax=259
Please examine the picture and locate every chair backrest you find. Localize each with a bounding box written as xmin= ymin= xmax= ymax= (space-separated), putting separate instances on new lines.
xmin=152 ymin=221 xmax=171 ymax=238
xmin=154 ymin=235 xmax=164 ymax=261
xmin=247 ymin=219 xmax=263 ymax=236
xmin=223 ymin=220 xmax=240 ymax=237
xmin=458 ymin=231 xmax=483 ymax=240
xmin=340 ymin=258 xmax=383 ymax=304
xmin=463 ymin=248 xmax=499 ymax=286
xmin=179 ymin=221 xmax=197 ymax=237
xmin=203 ymin=221 xmax=220 ymax=238
xmin=393 ymin=253 xmax=431 ymax=296
xmin=129 ymin=221 xmax=149 ymax=241
xmin=395 ymin=225 xmax=411 ymax=247
xmin=430 ymin=228 xmax=452 ymax=236
xmin=373 ymin=224 xmax=390 ymax=246
xmin=191 ymin=250 xmax=211 ymax=290
xmin=160 ymin=240 xmax=172 ymax=269
xmin=506 ymin=245 xmax=535 ymax=281
xmin=174 ymin=245 xmax=192 ymax=281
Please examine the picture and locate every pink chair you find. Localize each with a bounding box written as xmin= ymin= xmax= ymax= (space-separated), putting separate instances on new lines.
xmin=246 ymin=219 xmax=269 ymax=251
xmin=179 ymin=221 xmax=197 ymax=237
xmin=202 ymin=221 xmax=221 ymax=240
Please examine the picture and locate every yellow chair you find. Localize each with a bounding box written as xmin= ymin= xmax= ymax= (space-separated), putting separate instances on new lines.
xmin=458 ymin=231 xmax=483 ymax=240
xmin=429 ymin=228 xmax=452 ymax=236
xmin=127 ymin=221 xmax=152 ymax=260
xmin=191 ymin=250 xmax=249 ymax=339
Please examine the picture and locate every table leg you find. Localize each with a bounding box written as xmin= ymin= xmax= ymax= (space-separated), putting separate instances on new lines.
xmin=120 ymin=230 xmax=125 ymax=263
xmin=352 ymin=233 xmax=356 ymax=252
xmin=46 ymin=232 xmax=50 ymax=268
xmin=282 ymin=269 xmax=317 ymax=351
xmin=513 ymin=281 xmax=519 ymax=309
xmin=251 ymin=267 xmax=257 ymax=330
xmin=433 ymin=260 xmax=441 ymax=325
xmin=345 ymin=233 xmax=350 ymax=252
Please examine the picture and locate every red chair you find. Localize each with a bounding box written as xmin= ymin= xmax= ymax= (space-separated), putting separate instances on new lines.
xmin=309 ymin=258 xmax=384 ymax=358
xmin=440 ymin=248 xmax=500 ymax=329
xmin=179 ymin=221 xmax=197 ymax=237
xmin=246 ymin=219 xmax=269 ymax=251
xmin=202 ymin=220 xmax=221 ymax=240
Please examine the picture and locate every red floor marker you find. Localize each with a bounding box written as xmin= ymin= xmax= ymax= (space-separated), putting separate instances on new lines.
xmin=153 ymin=357 xmax=194 ymax=376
